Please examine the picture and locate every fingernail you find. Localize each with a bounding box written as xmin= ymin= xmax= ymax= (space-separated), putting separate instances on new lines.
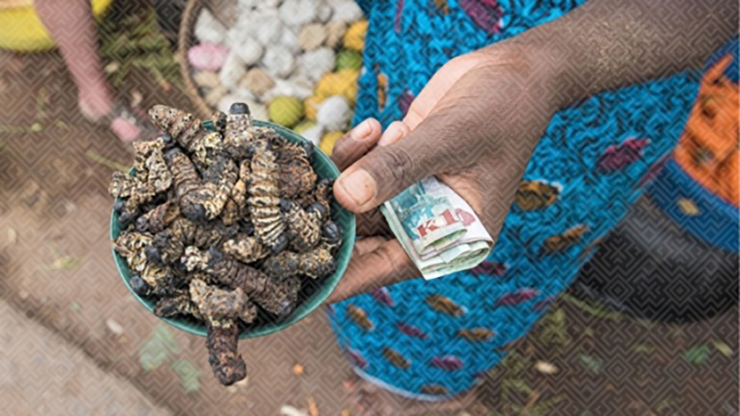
xmin=339 ymin=169 xmax=376 ymax=206
xmin=350 ymin=120 xmax=373 ymax=141
xmin=378 ymin=121 xmax=409 ymax=146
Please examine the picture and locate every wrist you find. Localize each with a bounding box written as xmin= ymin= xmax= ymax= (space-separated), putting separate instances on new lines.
xmin=517 ymin=24 xmax=586 ymax=108
xmin=480 ymin=28 xmax=580 ymax=111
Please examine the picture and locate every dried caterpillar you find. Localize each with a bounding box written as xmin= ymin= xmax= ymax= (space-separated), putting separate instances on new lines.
xmin=313 ymin=178 xmax=334 ymax=218
xmin=148 ymin=105 xmax=207 ymax=153
xmin=113 ymin=231 xmax=152 ymax=274
xmin=262 ymin=243 xmax=336 ymax=280
xmin=109 ymin=170 xmax=132 ymax=199
xmin=190 ymin=131 xmax=225 ymax=172
xmin=136 ymin=201 xmax=180 ymax=234
xmin=223 ymin=103 xmax=255 ymax=160
xmin=154 ymin=294 xmax=203 ymax=320
xmin=222 ymin=233 xmax=269 ymax=264
xmin=113 ymin=231 xmax=175 ymax=292
xmin=164 ymin=146 xmax=239 ymax=222
xmin=208 ymin=248 xmax=295 ymax=317
xmin=278 ymin=141 xmax=316 ymax=200
xmin=248 ymin=139 xmax=287 ymax=251
xmin=113 ymin=138 xmax=172 ymax=226
xmin=164 ymin=147 xmax=207 ymax=221
xmin=183 ymin=247 xmax=295 ymax=317
xmin=206 ymin=321 xmax=247 ymax=386
xmin=282 ymin=199 xmax=325 ymax=252
xmin=189 ymin=279 xmax=257 ymax=324
xmin=223 ymin=159 xmax=251 ymax=225
xmin=143 ymin=140 xmax=172 ymax=194
xmin=147 ymin=217 xmax=238 ymax=265
xmin=200 ymin=152 xmax=238 ymax=220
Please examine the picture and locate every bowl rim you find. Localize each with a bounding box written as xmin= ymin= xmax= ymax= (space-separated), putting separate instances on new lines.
xmin=110 ymin=119 xmax=356 ymax=339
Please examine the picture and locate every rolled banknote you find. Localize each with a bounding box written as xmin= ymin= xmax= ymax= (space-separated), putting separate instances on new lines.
xmin=380 ymin=176 xmax=494 ymax=279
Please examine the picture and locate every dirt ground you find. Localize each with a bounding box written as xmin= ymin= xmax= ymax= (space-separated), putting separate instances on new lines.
xmin=0 ymin=7 xmax=736 ymax=416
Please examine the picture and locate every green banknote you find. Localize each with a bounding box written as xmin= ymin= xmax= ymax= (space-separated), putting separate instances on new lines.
xmin=380 ymin=177 xmax=493 ymax=280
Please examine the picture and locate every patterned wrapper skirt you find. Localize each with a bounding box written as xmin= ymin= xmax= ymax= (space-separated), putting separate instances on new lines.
xmin=328 ymin=0 xmax=737 ymax=399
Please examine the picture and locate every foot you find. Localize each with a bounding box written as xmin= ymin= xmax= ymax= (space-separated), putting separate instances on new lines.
xmin=78 ymin=89 xmax=143 ymax=142
xmin=110 ymin=117 xmax=143 ymax=142
xmin=78 ymin=85 xmax=114 ymax=121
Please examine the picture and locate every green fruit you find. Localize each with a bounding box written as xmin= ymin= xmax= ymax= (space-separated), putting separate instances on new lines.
xmin=269 ymin=96 xmax=304 ymax=128
xmin=336 ymin=50 xmax=362 ymax=71
xmin=293 ymin=120 xmax=316 ymax=134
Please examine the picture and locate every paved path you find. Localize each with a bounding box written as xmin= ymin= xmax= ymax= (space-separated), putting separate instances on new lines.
xmin=0 ymin=299 xmax=172 ymax=416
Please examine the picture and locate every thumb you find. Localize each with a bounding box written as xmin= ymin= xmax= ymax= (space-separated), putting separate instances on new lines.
xmin=333 ymin=115 xmax=457 ymax=213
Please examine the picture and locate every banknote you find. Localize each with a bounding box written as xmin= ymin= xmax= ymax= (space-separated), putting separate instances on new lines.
xmin=380 ymin=176 xmax=494 ymax=280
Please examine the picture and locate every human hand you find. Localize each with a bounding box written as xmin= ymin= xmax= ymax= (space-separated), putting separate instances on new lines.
xmin=327 ymin=41 xmax=569 ymax=303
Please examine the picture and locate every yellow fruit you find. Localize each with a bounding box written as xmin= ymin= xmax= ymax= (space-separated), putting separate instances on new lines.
xmin=293 ymin=120 xmax=317 ymax=134
xmin=304 ymin=96 xmax=323 ymax=121
xmin=269 ymin=96 xmax=304 ymax=128
xmin=320 ymin=131 xmax=345 ymax=156
xmin=344 ymin=20 xmax=368 ymax=51
xmin=315 ymin=69 xmax=360 ymax=103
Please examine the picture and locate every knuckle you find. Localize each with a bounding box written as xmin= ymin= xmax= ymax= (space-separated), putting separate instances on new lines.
xmin=373 ymin=244 xmax=405 ymax=281
xmin=381 ymin=146 xmax=416 ymax=185
xmin=331 ymin=134 xmax=350 ymax=153
xmin=330 ymin=132 xmax=353 ymax=155
xmin=369 ymin=243 xmax=394 ymax=267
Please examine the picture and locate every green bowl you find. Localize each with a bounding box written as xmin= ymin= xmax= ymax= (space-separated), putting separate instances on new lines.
xmin=110 ymin=120 xmax=355 ymax=339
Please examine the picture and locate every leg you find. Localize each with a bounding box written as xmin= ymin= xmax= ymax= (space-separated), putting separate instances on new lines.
xmin=35 ymin=0 xmax=111 ymax=120
xmin=35 ymin=0 xmax=142 ymax=141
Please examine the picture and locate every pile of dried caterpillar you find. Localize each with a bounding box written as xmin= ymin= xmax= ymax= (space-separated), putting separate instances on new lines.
xmin=110 ymin=102 xmax=343 ymax=386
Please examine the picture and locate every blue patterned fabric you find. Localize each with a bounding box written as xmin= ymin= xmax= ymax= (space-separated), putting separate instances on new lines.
xmin=328 ymin=0 xmax=702 ymax=399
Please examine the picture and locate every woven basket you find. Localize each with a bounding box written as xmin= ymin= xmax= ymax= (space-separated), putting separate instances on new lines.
xmin=177 ymin=0 xmax=213 ymax=119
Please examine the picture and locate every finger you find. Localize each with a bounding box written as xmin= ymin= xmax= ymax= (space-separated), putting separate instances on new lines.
xmin=327 ymin=239 xmax=418 ymax=303
xmin=377 ymin=120 xmax=410 ymax=147
xmin=331 ymin=118 xmax=382 ymax=171
xmin=352 ymin=236 xmax=386 ymax=257
xmin=333 ymin=111 xmax=462 ymax=213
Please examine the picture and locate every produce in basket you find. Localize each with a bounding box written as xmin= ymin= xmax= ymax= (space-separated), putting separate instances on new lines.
xmin=188 ymin=0 xmax=367 ymax=154
xmin=110 ymin=102 xmax=342 ymax=386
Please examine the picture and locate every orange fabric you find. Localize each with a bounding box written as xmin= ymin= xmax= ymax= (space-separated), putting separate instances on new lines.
xmin=674 ymin=55 xmax=740 ymax=206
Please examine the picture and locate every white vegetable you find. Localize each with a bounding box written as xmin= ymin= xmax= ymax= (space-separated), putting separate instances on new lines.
xmin=232 ymin=37 xmax=263 ymax=65
xmin=281 ymin=28 xmax=301 ymax=53
xmin=298 ymin=47 xmax=335 ymax=82
xmin=301 ymin=124 xmax=325 ymax=145
xmin=317 ymin=95 xmax=352 ymax=131
xmin=219 ymin=51 xmax=247 ymax=88
xmin=195 ymin=9 xmax=227 ymax=44
xmin=262 ymin=46 xmax=296 ymax=78
xmin=279 ymin=0 xmax=317 ymax=27
xmin=263 ymin=79 xmax=312 ymax=102
xmin=331 ymin=1 xmax=363 ymax=22
xmin=255 ymin=14 xmax=285 ymax=46
xmin=316 ymin=0 xmax=333 ymax=23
